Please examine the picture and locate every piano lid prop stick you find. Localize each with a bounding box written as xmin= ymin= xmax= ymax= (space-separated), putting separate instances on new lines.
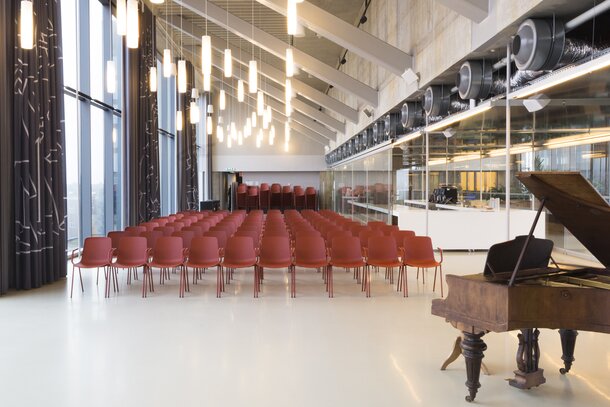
xmin=508 ymin=198 xmax=547 ymax=287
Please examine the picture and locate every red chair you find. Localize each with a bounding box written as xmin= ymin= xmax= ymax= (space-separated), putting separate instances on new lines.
xmin=366 ymin=236 xmax=402 ymax=297
xmin=145 ymin=236 xmax=187 ymax=298
xmin=367 ymin=221 xmax=386 ymax=230
xmin=125 ymin=226 xmax=146 ymax=236
xmin=70 ymin=237 xmax=113 ymax=298
xmin=166 ymin=222 xmax=185 ymax=232
xmin=185 ymin=237 xmax=221 ymax=295
xmin=270 ymin=183 xmax=282 ymax=210
xmin=294 ymin=186 xmax=305 ymax=211
xmin=328 ymin=236 xmax=366 ymax=298
xmin=139 ymin=222 xmax=159 ymax=232
xmin=379 ymin=224 xmax=399 ymax=237
xmin=260 ymin=183 xmax=270 ymax=212
xmin=305 ymin=187 xmax=317 ymax=210
xmin=257 ymin=236 xmax=294 ymax=297
xmin=110 ymin=237 xmax=149 ymax=297
xmin=246 ymin=186 xmax=260 ymax=211
xmin=204 ymin=230 xmax=228 ymax=255
xmin=107 ymin=231 xmax=126 ymax=251
xmin=236 ymin=184 xmax=248 ymax=210
xmin=154 ymin=226 xmax=175 ymax=237
xmin=235 ymin=229 xmax=261 ymax=251
xmin=183 ymin=225 xmax=204 ymax=238
xmin=221 ymin=236 xmax=258 ymax=297
xmin=358 ymin=229 xmax=383 ymax=258
xmin=392 ymin=230 xmax=416 ymax=253
xmin=281 ymin=185 xmax=294 ymax=211
xmin=192 ymin=221 xmax=211 ymax=233
xmin=173 ymin=230 xmax=195 ymax=250
xmin=402 ymin=236 xmax=444 ymax=297
xmin=293 ymin=235 xmax=329 ymax=297
xmin=140 ymin=230 xmax=163 ymax=251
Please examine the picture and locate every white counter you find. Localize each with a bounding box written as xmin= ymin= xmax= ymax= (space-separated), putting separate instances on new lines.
xmin=393 ymin=204 xmax=545 ymax=250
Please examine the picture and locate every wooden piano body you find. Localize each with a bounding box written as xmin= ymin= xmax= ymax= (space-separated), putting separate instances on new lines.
xmin=431 ymin=172 xmax=610 ymax=402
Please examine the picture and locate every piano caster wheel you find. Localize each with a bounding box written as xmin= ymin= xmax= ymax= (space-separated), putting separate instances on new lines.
xmin=465 ymin=395 xmax=475 ymax=402
xmin=560 ymin=367 xmax=568 ymax=375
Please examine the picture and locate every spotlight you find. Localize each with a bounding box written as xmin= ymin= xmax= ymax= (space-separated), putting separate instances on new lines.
xmin=340 ymin=57 xmax=347 ymax=65
xmin=360 ymin=15 xmax=367 ymax=25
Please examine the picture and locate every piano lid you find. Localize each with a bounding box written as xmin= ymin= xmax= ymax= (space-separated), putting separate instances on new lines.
xmin=517 ymin=172 xmax=610 ymax=269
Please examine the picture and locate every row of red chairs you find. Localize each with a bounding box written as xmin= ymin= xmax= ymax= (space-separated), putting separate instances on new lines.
xmin=70 ymin=209 xmax=443 ymax=299
xmin=236 ymin=184 xmax=317 ymax=211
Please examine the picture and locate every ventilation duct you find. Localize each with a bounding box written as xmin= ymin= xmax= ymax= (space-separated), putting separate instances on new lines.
xmin=401 ymin=102 xmax=425 ymax=128
xmin=383 ymin=112 xmax=402 ymax=138
xmin=513 ymin=19 xmax=565 ymax=71
xmin=423 ymin=85 xmax=451 ymax=116
xmin=456 ymin=60 xmax=493 ymax=99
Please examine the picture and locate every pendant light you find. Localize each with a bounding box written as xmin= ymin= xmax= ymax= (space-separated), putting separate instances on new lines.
xmin=217 ymin=125 xmax=224 ymax=142
xmin=201 ymin=35 xmax=212 ymax=75
xmin=219 ymin=90 xmax=226 ymax=110
xmin=285 ymin=99 xmax=292 ymax=117
xmin=190 ymin=101 xmax=200 ymax=124
xmin=224 ymin=49 xmax=232 ymax=78
xmin=263 ymin=112 xmax=269 ymax=130
xmin=207 ymin=116 xmax=213 ymax=135
xmin=238 ymin=131 xmax=243 ymax=146
xmin=106 ymin=61 xmax=116 ymax=93
xmin=227 ymin=135 xmax=232 ymax=148
xmin=117 ymin=0 xmax=127 ymax=36
xmin=286 ymin=48 xmax=294 ymax=77
xmin=203 ymin=73 xmax=211 ymax=91
xmin=266 ymin=106 xmax=272 ymax=123
xmin=176 ymin=110 xmax=183 ymax=131
xmin=251 ymin=111 xmax=257 ymax=128
xmin=150 ymin=67 xmax=157 ymax=92
xmin=257 ymin=91 xmax=264 ymax=116
xmin=249 ymin=61 xmax=258 ymax=93
xmin=284 ymin=120 xmax=291 ymax=152
xmin=163 ymin=49 xmax=172 ymax=77
xmin=285 ymin=79 xmax=292 ymax=103
xmin=178 ymin=60 xmax=187 ymax=93
xmin=126 ymin=0 xmax=139 ymax=49
xmin=245 ymin=118 xmax=252 ymax=136
xmin=20 ymin=1 xmax=34 ymax=50
xmin=231 ymin=122 xmax=237 ymax=140
xmin=150 ymin=0 xmax=164 ymax=3
xmin=237 ymin=80 xmax=245 ymax=102
xmin=287 ymin=0 xmax=297 ymax=36
xmin=269 ymin=125 xmax=275 ymax=145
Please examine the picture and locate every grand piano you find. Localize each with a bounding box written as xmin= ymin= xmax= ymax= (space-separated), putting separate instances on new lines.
xmin=431 ymin=172 xmax=610 ymax=402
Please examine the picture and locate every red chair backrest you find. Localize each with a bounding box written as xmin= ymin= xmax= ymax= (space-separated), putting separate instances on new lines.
xmin=330 ymin=236 xmax=363 ymax=263
xmin=107 ymin=231 xmax=126 ymax=249
xmin=183 ymin=226 xmax=204 ymax=238
xmin=154 ymin=226 xmax=175 ymax=237
xmin=188 ymin=237 xmax=220 ymax=264
xmin=125 ymin=226 xmax=146 ymax=236
xmin=359 ymin=229 xmax=383 ymax=248
xmin=259 ymin=236 xmax=292 ymax=264
xmin=204 ymin=230 xmax=228 ymax=250
xmin=116 ymin=237 xmax=148 ymax=265
xmin=392 ymin=230 xmax=416 ymax=250
xmin=172 ymin=230 xmax=195 ymax=249
xmin=82 ymin=237 xmax=113 ymax=266
xmin=151 ymin=237 xmax=184 ymax=265
xmin=140 ymin=230 xmax=163 ymax=250
xmin=403 ymin=236 xmax=436 ymax=263
xmin=224 ymin=236 xmax=257 ymax=264
xmin=368 ymin=236 xmax=399 ymax=262
xmin=294 ymin=235 xmax=327 ymax=264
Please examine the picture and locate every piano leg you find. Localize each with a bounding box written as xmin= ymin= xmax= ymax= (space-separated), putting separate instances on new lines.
xmin=509 ymin=328 xmax=546 ymax=389
xmin=559 ymin=329 xmax=578 ymax=374
xmin=461 ymin=331 xmax=487 ymax=402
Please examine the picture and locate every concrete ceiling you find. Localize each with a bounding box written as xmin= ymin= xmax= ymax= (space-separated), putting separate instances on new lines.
xmin=153 ymin=0 xmax=365 ymax=93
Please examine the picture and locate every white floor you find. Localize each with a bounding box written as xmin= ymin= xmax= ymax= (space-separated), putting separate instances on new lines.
xmin=1 ymin=252 xmax=609 ymax=406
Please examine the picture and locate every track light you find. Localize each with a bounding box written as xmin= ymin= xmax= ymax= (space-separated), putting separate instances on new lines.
xmin=20 ymin=1 xmax=34 ymax=50
xmin=340 ymin=57 xmax=347 ymax=65
xmin=359 ymin=15 xmax=367 ymax=25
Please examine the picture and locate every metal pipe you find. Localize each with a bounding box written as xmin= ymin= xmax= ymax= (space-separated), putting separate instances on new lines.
xmin=565 ymin=0 xmax=610 ymax=32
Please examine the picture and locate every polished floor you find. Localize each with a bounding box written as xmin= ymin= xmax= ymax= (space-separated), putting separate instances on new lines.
xmin=1 ymin=252 xmax=609 ymax=406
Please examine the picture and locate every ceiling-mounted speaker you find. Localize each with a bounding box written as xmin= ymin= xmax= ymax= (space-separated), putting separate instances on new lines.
xmin=513 ymin=18 xmax=565 ymax=71
xmin=383 ymin=112 xmax=402 ymax=138
xmin=423 ymin=85 xmax=451 ymax=117
xmin=456 ymin=60 xmax=493 ymax=100
xmin=373 ymin=120 xmax=385 ymax=143
xmin=401 ymin=101 xmax=424 ymax=128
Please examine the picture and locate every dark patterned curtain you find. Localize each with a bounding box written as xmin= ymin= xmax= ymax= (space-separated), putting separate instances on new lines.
xmin=177 ymin=61 xmax=199 ymax=211
xmin=11 ymin=0 xmax=67 ymax=290
xmin=126 ymin=5 xmax=160 ymax=224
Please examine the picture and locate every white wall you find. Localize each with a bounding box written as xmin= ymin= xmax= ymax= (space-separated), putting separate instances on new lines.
xmin=241 ymin=172 xmax=321 ymax=189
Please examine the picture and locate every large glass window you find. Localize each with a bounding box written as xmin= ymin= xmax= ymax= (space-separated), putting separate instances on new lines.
xmin=62 ymin=0 xmax=124 ymax=249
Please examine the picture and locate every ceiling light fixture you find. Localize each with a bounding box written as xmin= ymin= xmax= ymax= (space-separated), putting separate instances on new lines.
xmin=149 ymin=66 xmax=157 ymax=92
xmin=163 ymin=49 xmax=172 ymax=78
xmin=237 ymin=80 xmax=245 ymax=102
xmin=177 ymin=60 xmax=187 ymax=93
xmin=20 ymin=1 xmax=34 ymax=50
xmin=287 ymin=0 xmax=297 ymax=35
xmin=176 ymin=110 xmax=183 ymax=131
xmin=117 ymin=0 xmax=127 ymax=36
xmin=257 ymin=91 xmax=265 ymax=116
xmin=286 ymin=48 xmax=295 ymax=77
xmin=126 ymin=0 xmax=139 ymax=49
xmin=219 ymin=89 xmax=226 ymax=110
xmin=207 ymin=116 xmax=213 ymax=135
